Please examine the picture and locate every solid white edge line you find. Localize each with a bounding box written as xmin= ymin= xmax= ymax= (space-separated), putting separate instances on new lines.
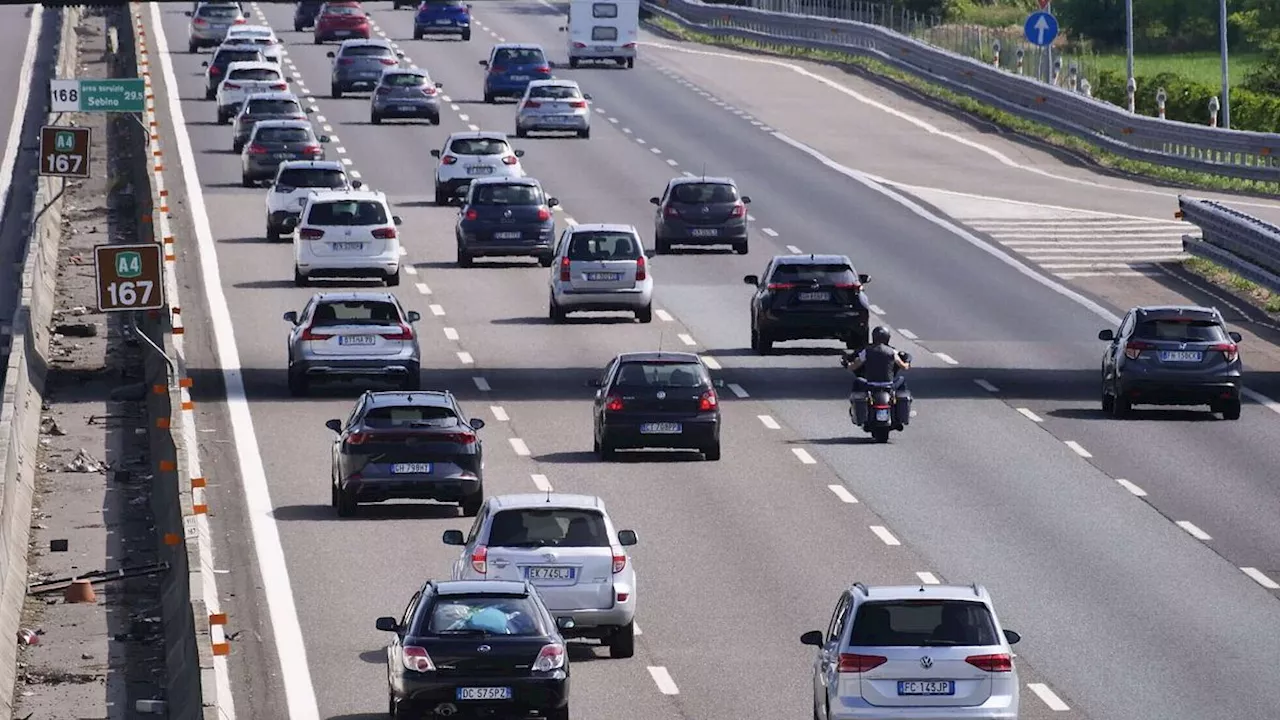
xmin=1064 ymin=440 xmax=1092 ymax=458
xmin=827 ymin=484 xmax=858 ymax=503
xmin=974 ymin=378 xmax=999 ymax=393
xmin=869 ymin=304 xmax=885 ymax=315
xmin=150 ymin=3 xmax=317 ymax=717
xmin=898 ymin=328 xmax=918 ymax=340
xmin=509 ymin=438 xmax=531 ymax=456
xmin=1115 ymin=478 xmax=1148 ymax=496
xmin=757 ymin=414 xmax=781 ymax=429
xmin=1176 ymin=520 xmax=1212 ymax=540
xmin=915 ymin=572 xmax=940 ymax=585
xmin=472 ymin=376 xmax=491 ymax=392
xmin=700 ymin=355 xmax=721 ymax=370
xmin=0 ymin=7 xmax=41 ymax=254
xmin=869 ymin=525 xmax=901 ymax=546
xmin=530 ymin=473 xmax=553 ymax=491
xmin=490 ymin=405 xmax=509 ymax=422
xmin=1016 ymin=408 xmax=1044 ymax=423
xmin=647 ymin=666 xmax=679 ymax=695
xmin=1241 ymin=567 xmax=1280 ymax=590
xmin=1026 ymin=683 xmax=1071 ymax=711
xmin=728 ymin=383 xmax=749 ymax=398
xmin=792 ymin=447 xmax=816 ymax=464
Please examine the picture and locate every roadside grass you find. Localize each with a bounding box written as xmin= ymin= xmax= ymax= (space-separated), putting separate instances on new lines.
xmin=1086 ymin=50 xmax=1264 ymax=88
xmin=1184 ymin=258 xmax=1280 ymax=314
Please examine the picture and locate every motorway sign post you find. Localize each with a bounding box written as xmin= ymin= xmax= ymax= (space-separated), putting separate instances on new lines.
xmin=1023 ymin=11 xmax=1058 ymax=47
xmin=49 ymin=78 xmax=146 ymax=113
xmin=94 ymin=244 xmax=164 ymax=313
xmin=38 ymin=126 xmax=91 ymax=179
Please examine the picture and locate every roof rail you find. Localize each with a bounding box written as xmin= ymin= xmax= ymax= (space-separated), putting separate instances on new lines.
xmin=852 ymin=582 xmax=869 ymax=596
xmin=971 ymin=582 xmax=981 ymax=597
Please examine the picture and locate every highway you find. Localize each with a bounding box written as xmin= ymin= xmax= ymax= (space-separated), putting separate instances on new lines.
xmin=145 ymin=2 xmax=1280 ymax=719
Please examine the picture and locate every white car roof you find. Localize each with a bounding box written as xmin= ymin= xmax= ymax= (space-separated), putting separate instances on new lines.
xmin=568 ymin=223 xmax=637 ymax=234
xmin=489 ymin=493 xmax=604 ymax=511
xmin=306 ymin=189 xmax=387 ymax=203
xmin=227 ymin=24 xmax=275 ymax=36
xmin=527 ymin=79 xmax=579 ymax=89
xmin=447 ymin=130 xmax=509 ymax=142
xmin=251 ymin=119 xmax=313 ymax=130
xmin=278 ymin=160 xmax=346 ymax=171
xmin=856 ymin=584 xmax=995 ymax=604
xmin=338 ymin=38 xmax=394 ymax=50
xmin=225 ymin=60 xmax=280 ymax=73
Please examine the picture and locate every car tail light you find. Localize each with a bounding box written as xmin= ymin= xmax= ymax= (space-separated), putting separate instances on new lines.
xmin=966 ymin=653 xmax=1013 ymax=672
xmin=464 ymin=208 xmax=478 ymax=221
xmin=299 ymin=228 xmax=324 ymax=240
xmin=663 ymin=206 xmax=680 ymax=218
xmin=1211 ymin=342 xmax=1238 ymax=362
xmin=194 ymin=17 xmax=208 ymax=26
xmin=568 ymin=100 xmax=587 ymax=108
xmin=616 ymin=591 xmax=629 ymax=602
xmin=470 ymin=545 xmax=488 ymax=574
xmin=380 ymin=58 xmax=398 ymax=65
xmin=532 ymin=643 xmax=566 ymax=672
xmin=502 ymin=156 xmax=519 ymax=166
xmin=338 ymin=58 xmax=355 ymax=65
xmin=872 ymin=402 xmax=890 ymax=410
xmin=376 ymin=85 xmax=392 ymax=94
xmin=536 ymin=207 xmax=551 ymax=221
xmin=380 ymin=324 xmax=412 ymax=340
xmin=623 ymin=42 xmax=637 ymax=48
xmin=422 ymin=86 xmax=437 ymax=96
xmin=766 ymin=282 xmax=796 ymax=290
xmin=833 ymin=282 xmax=861 ymax=290
xmin=534 ymin=65 xmax=550 ymax=73
xmin=209 ymin=65 xmax=222 ymax=75
xmin=491 ymin=66 xmax=506 ymax=73
xmin=223 ymin=81 xmax=241 ymax=90
xmin=635 ymin=255 xmax=646 ymax=281
xmin=441 ymin=155 xmax=457 ymax=165
xmin=523 ymin=100 xmax=542 ymax=109
xmin=303 ymin=144 xmax=323 ymax=156
xmin=1124 ymin=340 xmax=1154 ymax=360
xmin=247 ymin=143 xmax=267 ymax=154
xmin=234 ymin=17 xmax=246 ymax=23
xmin=605 ymin=395 xmax=624 ymax=412
xmin=271 ymin=82 xmax=288 ymax=90
xmin=439 ymin=431 xmax=477 ymax=445
xmin=300 ymin=325 xmax=332 ymax=341
xmin=572 ymin=41 xmax=586 ymax=48
xmin=612 ymin=551 xmax=627 ymax=573
xmin=402 ymin=646 xmax=435 ymax=673
xmin=837 ymin=653 xmax=887 ymax=673
xmin=698 ymin=390 xmax=717 ymax=411
xmin=372 ymin=227 xmax=397 ymax=239
xmin=345 ymin=431 xmax=368 ymax=445
xmin=559 ymin=256 xmax=571 ymax=282
xmin=729 ymin=202 xmax=746 ymax=217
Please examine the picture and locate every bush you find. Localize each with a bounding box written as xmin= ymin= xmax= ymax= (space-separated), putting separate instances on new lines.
xmin=1092 ymin=69 xmax=1280 ymax=132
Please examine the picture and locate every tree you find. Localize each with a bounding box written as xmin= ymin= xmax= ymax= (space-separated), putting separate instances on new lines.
xmin=1235 ymin=0 xmax=1280 ymax=91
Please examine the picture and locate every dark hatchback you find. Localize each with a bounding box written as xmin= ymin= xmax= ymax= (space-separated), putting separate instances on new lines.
xmin=240 ymin=121 xmax=328 ymax=186
xmin=293 ymin=0 xmax=323 ymax=30
xmin=591 ymin=352 xmax=724 ymax=461
xmin=744 ymin=254 xmax=872 ymax=353
xmin=650 ymin=176 xmax=751 ymax=255
xmin=377 ymin=580 xmax=571 ymax=720
xmin=202 ymin=43 xmax=264 ymax=99
xmin=231 ymin=92 xmax=309 ymax=152
xmin=481 ymin=44 xmax=554 ymax=102
xmin=455 ymin=177 xmax=558 ymax=267
xmin=326 ymin=390 xmax=487 ymax=517
xmin=329 ymin=40 xmax=403 ymax=97
xmin=413 ymin=0 xmax=472 ymax=40
xmin=1099 ymin=305 xmax=1244 ymax=419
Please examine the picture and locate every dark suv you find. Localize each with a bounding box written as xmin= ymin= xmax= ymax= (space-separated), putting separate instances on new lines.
xmin=326 ymin=390 xmax=487 ymax=517
xmin=1099 ymin=305 xmax=1243 ymax=419
xmin=202 ymin=43 xmax=264 ymax=99
xmin=744 ymin=254 xmax=871 ymax=353
xmin=650 ymin=176 xmax=750 ymax=255
xmin=455 ymin=177 xmax=558 ymax=267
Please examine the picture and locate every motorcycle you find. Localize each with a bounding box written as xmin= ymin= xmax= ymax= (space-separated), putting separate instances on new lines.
xmin=842 ymin=351 xmax=913 ymax=443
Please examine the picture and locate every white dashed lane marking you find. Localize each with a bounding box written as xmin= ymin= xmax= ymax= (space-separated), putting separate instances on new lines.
xmin=785 ymin=244 xmax=802 ymax=254
xmin=1017 ymin=408 xmax=1044 ymax=423
xmin=609 ymin=117 xmax=619 ymax=124
xmin=530 ymin=473 xmax=553 ymax=491
xmin=415 ymin=282 xmax=431 ymax=294
xmin=650 ymin=147 xmax=661 ymax=154
xmin=490 ymin=406 xmax=509 ymax=422
xmin=1176 ymin=521 xmax=1211 ymax=540
xmin=870 ymin=525 xmax=901 ymax=546
xmin=509 ymin=438 xmax=531 ymax=456
xmin=934 ymin=352 xmax=958 ymax=365
xmin=757 ymin=415 xmax=780 ymax=430
xmin=1064 ymin=440 xmax=1091 ymax=458
xmin=727 ymin=383 xmax=749 ymax=398
xmin=429 ymin=304 xmax=445 ymax=316
xmin=762 ymin=228 xmax=778 ymax=237
xmin=456 ymin=351 xmax=474 ymax=365
xmin=897 ymin=328 xmax=918 ymax=340
xmin=916 ymin=572 xmax=941 ymax=585
xmin=468 ymin=124 xmax=479 ymax=131
xmin=827 ymin=484 xmax=858 ymax=503
xmin=681 ymin=171 xmax=694 ymax=177
xmin=647 ymin=667 xmax=679 ymax=695
xmin=791 ymin=448 xmax=816 ymax=465
xmin=1115 ymin=478 xmax=1147 ymax=496
xmin=443 ymin=327 xmax=459 ymax=341
xmin=974 ymin=378 xmax=999 ymax=393
xmin=677 ymin=333 xmax=696 ymax=346
xmin=700 ymin=355 xmax=721 ymax=370
xmin=459 ymin=113 xmax=469 ymax=121
xmin=666 ymin=158 xmax=678 ymax=167
xmin=1027 ymin=683 xmax=1071 ymax=712
xmin=1242 ymin=567 xmax=1280 ymax=589
xmin=635 ymin=138 xmax=646 ymax=145
xmin=472 ymin=376 xmax=491 ymax=392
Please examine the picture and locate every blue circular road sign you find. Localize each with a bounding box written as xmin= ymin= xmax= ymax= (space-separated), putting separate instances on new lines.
xmin=1024 ymin=11 xmax=1059 ymax=47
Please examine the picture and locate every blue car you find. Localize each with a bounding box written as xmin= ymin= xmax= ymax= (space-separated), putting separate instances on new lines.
xmin=411 ymin=0 xmax=471 ymax=41
xmin=480 ymin=43 xmax=554 ymax=103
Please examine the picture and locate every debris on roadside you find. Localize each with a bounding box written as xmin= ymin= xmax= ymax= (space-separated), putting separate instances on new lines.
xmin=62 ymin=448 xmax=105 ymax=473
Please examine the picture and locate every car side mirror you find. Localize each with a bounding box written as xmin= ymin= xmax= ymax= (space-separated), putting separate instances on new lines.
xmin=264 ymin=178 xmax=275 ymax=187
xmin=478 ymin=59 xmax=488 ymax=66
xmin=397 ymin=51 xmax=405 ymax=58
xmin=285 ymin=76 xmax=293 ymax=83
xmin=325 ymin=419 xmax=342 ymax=433
xmin=1229 ymin=331 xmax=1242 ymax=343
xmin=435 ymin=81 xmax=444 ymax=88
xmin=185 ymin=10 xmax=193 ymax=15
xmin=743 ymin=274 xmax=759 ymax=285
xmin=556 ymin=616 xmax=575 ymax=630
xmin=326 ymin=51 xmax=335 ymax=58
xmin=469 ymin=418 xmax=485 ymax=430
xmin=713 ymin=379 xmax=726 ymax=389
xmin=282 ymin=216 xmax=299 ymax=231
xmin=858 ymin=273 xmax=871 ymax=285
xmin=282 ymin=310 xmax=298 ymax=324
xmin=1098 ymin=329 xmax=1115 ymax=341
xmin=442 ymin=529 xmax=465 ymax=546
xmin=392 ymin=216 xmax=402 ymax=226
xmin=583 ymin=93 xmax=592 ymax=101
xmin=305 ymin=106 xmax=315 ymax=113
xmin=352 ymin=180 xmax=364 ymax=189
xmin=547 ymin=198 xmax=559 ymax=207
xmin=406 ymin=311 xmax=421 ymax=322
xmin=430 ymin=149 xmax=441 ymax=158
xmin=644 ymin=249 xmax=655 ymax=258
xmin=1004 ymin=629 xmax=1021 ymax=645
xmin=800 ymin=630 xmax=824 ymax=647
xmin=617 ymin=529 xmax=638 ymax=546
xmin=649 ymin=197 xmax=660 ymax=205
xmin=201 ymin=61 xmax=209 ymax=67
xmin=741 ymin=195 xmax=752 ymax=204
xmin=514 ymin=149 xmax=525 ymax=157
xmin=586 ymin=378 xmax=601 ymax=387
xmin=318 ymin=135 xmax=331 ymax=143
xmin=375 ymin=616 xmax=398 ymax=632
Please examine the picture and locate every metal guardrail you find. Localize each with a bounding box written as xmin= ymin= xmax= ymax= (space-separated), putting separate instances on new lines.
xmin=641 ymin=0 xmax=1280 ymax=183
xmin=1178 ymin=197 xmax=1280 ymax=294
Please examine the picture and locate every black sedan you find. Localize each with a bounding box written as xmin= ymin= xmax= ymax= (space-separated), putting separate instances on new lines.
xmin=650 ymin=175 xmax=750 ymax=255
xmin=455 ymin=177 xmax=558 ymax=267
xmin=326 ymin=390 xmax=486 ymax=517
xmin=745 ymin=253 xmax=872 ymax=353
xmin=293 ymin=0 xmax=322 ymax=30
xmin=590 ymin=351 xmax=724 ymax=461
xmin=378 ymin=579 xmax=571 ymax=720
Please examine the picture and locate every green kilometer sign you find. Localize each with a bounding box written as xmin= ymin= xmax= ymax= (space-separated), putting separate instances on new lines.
xmin=49 ymin=79 xmax=146 ymax=113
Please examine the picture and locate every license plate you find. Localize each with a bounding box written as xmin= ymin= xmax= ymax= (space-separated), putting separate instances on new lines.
xmin=875 ymin=408 xmax=890 ymax=422
xmin=543 ymin=114 xmax=571 ymax=122
xmin=640 ymin=422 xmax=682 ymax=434
xmin=466 ymin=165 xmax=493 ymax=175
xmin=898 ymin=680 xmax=955 ymax=696
xmin=586 ymin=272 xmax=621 ymax=281
xmin=798 ymin=291 xmax=831 ymax=302
xmin=1159 ymin=350 xmax=1202 ymax=362
xmin=688 ymin=228 xmax=719 ymax=237
xmin=493 ymin=231 xmax=521 ymax=240
xmin=331 ymin=241 xmax=364 ymax=251
xmin=273 ymin=152 xmax=292 ymax=159
xmin=334 ymin=29 xmax=351 ymax=35
xmin=457 ymin=687 xmax=512 ymax=701
xmin=435 ymin=18 xmax=452 ymax=24
xmin=510 ymin=75 xmax=530 ymax=81
xmin=337 ymin=335 xmax=376 ymax=346
xmin=593 ymin=45 xmax=613 ymax=51
xmin=526 ymin=566 xmax=576 ymax=581
xmin=392 ymin=463 xmax=432 ymax=474
xmin=395 ymin=105 xmax=415 ymax=111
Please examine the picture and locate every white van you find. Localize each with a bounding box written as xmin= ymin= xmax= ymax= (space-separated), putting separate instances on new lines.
xmin=561 ymin=0 xmax=638 ymax=68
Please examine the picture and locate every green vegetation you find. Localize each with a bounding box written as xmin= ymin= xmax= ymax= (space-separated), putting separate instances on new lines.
xmin=1184 ymin=258 xmax=1280 ymax=314
xmin=1086 ymin=51 xmax=1262 ymax=88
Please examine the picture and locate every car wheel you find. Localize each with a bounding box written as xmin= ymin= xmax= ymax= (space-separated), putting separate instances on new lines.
xmin=430 ymin=114 xmax=440 ymax=125
xmin=569 ymin=57 xmax=580 ymax=69
xmin=754 ymin=327 xmax=773 ymax=355
xmin=287 ymin=369 xmax=308 ymax=396
xmin=735 ymin=240 xmax=748 ymax=255
xmin=188 ymin=41 xmax=198 ymax=53
xmin=314 ymin=35 xmax=323 ymax=44
xmin=537 ymin=254 xmax=554 ymax=268
xmin=1112 ymin=389 xmax=1132 ymax=418
xmin=241 ymin=174 xmax=254 ymax=188
xmin=483 ymin=91 xmax=494 ymax=103
xmin=577 ymin=128 xmax=590 ymax=139
xmin=403 ymin=368 xmax=421 ymax=391
xmin=294 ymin=22 xmax=303 ymax=31
xmin=217 ymin=110 xmax=227 ymax=125
xmin=703 ymin=442 xmax=721 ymax=461
xmin=331 ymin=84 xmax=342 ymax=99
xmin=370 ymin=112 xmax=381 ymax=124
xmin=386 ymin=268 xmax=401 ymax=286
xmin=549 ymin=294 xmax=566 ymax=323
xmin=872 ymin=427 xmax=891 ymax=443
xmin=636 ymin=304 xmax=652 ymax=323
xmin=205 ymin=87 xmax=216 ymax=101
xmin=457 ymin=244 xmax=473 ymax=267
xmin=1101 ymin=384 xmax=1115 ymax=414
xmin=515 ymin=126 xmax=528 ymax=138
xmin=434 ymin=185 xmax=448 ymax=205
xmin=330 ymin=482 xmax=339 ymax=508
xmin=335 ymin=488 xmax=357 ymax=517
xmin=592 ymin=432 xmax=601 ymax=454
xmin=460 ymin=489 xmax=483 ymax=517
xmin=293 ymin=267 xmax=308 ymax=287
xmin=844 ymin=334 xmax=861 ymax=350
xmin=232 ymin=140 xmax=244 ymax=153
xmin=413 ymin=29 xmax=423 ymax=40
xmin=626 ymin=57 xmax=635 ymax=68
xmin=1221 ymin=398 xmax=1242 ymax=420
xmin=609 ymin=621 xmax=636 ymax=658
xmin=654 ymin=236 xmax=670 ymax=254
xmin=546 ymin=707 xmax=569 ymax=720
xmin=599 ymin=433 xmax=618 ymax=461
xmin=266 ymin=225 xmax=278 ymax=242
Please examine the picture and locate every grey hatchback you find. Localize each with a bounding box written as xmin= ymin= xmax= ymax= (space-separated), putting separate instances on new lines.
xmin=370 ymin=67 xmax=443 ymax=124
xmin=283 ymin=292 xmax=423 ymax=396
xmin=329 ymin=39 xmax=404 ymax=97
xmin=650 ymin=176 xmax=751 ymax=255
xmin=231 ymin=91 xmax=309 ymax=153
xmin=240 ymin=120 xmax=329 ymax=186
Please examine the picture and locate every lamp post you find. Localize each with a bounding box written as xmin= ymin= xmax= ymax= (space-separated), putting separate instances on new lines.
xmin=1124 ymin=0 xmax=1135 ymax=110
xmin=1218 ymin=0 xmax=1230 ymax=128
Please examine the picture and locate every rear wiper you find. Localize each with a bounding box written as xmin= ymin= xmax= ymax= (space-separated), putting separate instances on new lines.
xmin=492 ymin=542 xmax=545 ymax=549
xmin=436 ymin=629 xmax=490 ymax=636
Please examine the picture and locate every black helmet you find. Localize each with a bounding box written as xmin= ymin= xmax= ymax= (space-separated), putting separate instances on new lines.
xmin=871 ymin=326 xmax=892 ymax=345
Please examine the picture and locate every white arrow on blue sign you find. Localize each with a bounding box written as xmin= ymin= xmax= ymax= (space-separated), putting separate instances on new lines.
xmin=1023 ymin=11 xmax=1058 ymax=47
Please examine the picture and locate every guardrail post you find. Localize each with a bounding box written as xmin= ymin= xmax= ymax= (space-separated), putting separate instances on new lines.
xmin=1208 ymin=96 xmax=1220 ymax=127
xmin=1068 ymin=62 xmax=1078 ymax=92
xmin=1156 ymin=88 xmax=1167 ymax=120
xmin=1015 ymin=47 xmax=1024 ymax=75
xmin=991 ymin=39 xmax=1000 ymax=68
xmin=1079 ymin=78 xmax=1092 ymax=97
xmin=1051 ymin=57 xmax=1062 ymax=86
xmin=1126 ymin=76 xmax=1137 ymax=114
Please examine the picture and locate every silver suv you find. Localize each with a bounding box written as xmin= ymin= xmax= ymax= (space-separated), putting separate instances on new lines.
xmin=282 ymin=292 xmax=422 ymax=396
xmin=802 ymin=583 xmax=1021 ymax=720
xmin=442 ymin=493 xmax=639 ymax=658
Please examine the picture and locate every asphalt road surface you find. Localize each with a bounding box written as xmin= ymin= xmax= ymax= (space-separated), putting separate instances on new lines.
xmin=146 ymin=2 xmax=1280 ymax=719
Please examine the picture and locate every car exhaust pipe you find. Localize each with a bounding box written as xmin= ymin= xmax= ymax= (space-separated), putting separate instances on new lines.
xmin=434 ymin=703 xmax=458 ymax=717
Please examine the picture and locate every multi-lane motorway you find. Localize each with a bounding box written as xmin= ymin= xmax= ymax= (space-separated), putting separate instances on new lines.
xmin=144 ymin=2 xmax=1280 ymax=719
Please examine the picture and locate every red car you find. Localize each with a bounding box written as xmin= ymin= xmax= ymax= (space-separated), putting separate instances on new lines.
xmin=313 ymin=2 xmax=371 ymax=44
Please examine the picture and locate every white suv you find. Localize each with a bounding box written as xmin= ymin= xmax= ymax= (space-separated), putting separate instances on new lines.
xmin=430 ymin=130 xmax=525 ymax=205
xmin=264 ymin=160 xmax=361 ymax=242
xmin=802 ymin=583 xmax=1022 ymax=720
xmin=216 ymin=61 xmax=289 ymax=123
xmin=293 ymin=190 xmax=402 ymax=287
xmin=442 ymin=493 xmax=640 ymax=658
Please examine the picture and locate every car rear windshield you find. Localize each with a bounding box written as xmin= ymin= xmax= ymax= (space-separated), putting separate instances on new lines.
xmin=424 ymin=0 xmax=467 ymax=6
xmin=199 ymin=5 xmax=239 ymax=17
xmin=592 ymin=26 xmax=618 ymax=41
xmin=343 ymin=45 xmax=392 ymax=57
xmin=277 ymin=168 xmax=346 ymax=188
xmin=529 ymin=85 xmax=581 ymax=99
xmin=449 ymin=138 xmax=509 ymax=156
xmin=247 ymin=99 xmax=301 ymax=114
xmin=217 ymin=50 xmax=261 ymax=65
xmin=494 ymin=48 xmax=545 ymax=64
xmin=671 ymin=182 xmax=738 ymax=203
xmin=488 ymin=508 xmax=610 ymax=548
xmin=324 ymin=5 xmax=363 ymax=15
xmin=306 ymin=200 xmax=388 ymax=225
xmin=229 ymin=67 xmax=280 ymax=81
xmin=567 ymin=232 xmax=640 ymax=260
xmin=362 ymin=405 xmax=459 ymax=429
xmin=384 ymin=73 xmax=427 ymax=87
xmin=472 ymin=184 xmax=541 ymax=205
xmin=849 ymin=600 xmax=1000 ymax=647
xmin=423 ymin=595 xmax=543 ymax=636
xmin=1134 ymin=318 xmax=1227 ymax=342
xmin=769 ymin=263 xmax=857 ymax=285
xmin=256 ymin=127 xmax=312 ymax=143
xmin=312 ymin=300 xmax=400 ymax=325
xmin=615 ymin=362 xmax=707 ymax=388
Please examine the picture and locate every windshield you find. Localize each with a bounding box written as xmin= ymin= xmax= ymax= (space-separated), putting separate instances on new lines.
xmin=529 ymin=85 xmax=581 ymax=100
xmin=567 ymin=232 xmax=639 ymax=260
xmin=247 ymin=99 xmax=301 ymax=115
xmin=277 ymin=168 xmax=346 ymax=189
xmin=217 ymin=50 xmax=261 ymax=65
xmin=593 ymin=2 xmax=618 ymax=17
xmin=448 ymin=138 xmax=509 ymax=156
xmin=614 ymin=361 xmax=707 ymax=388
xmin=311 ymin=300 xmax=400 ymax=325
xmin=306 ymin=200 xmax=388 ymax=225
xmin=229 ymin=67 xmax=280 ymax=81
xmin=849 ymin=600 xmax=999 ymax=647
xmin=671 ymin=182 xmax=738 ymax=203
xmin=769 ymin=263 xmax=857 ymax=285
xmin=424 ymin=595 xmax=543 ymax=636
xmin=1135 ymin=319 xmax=1228 ymax=342
xmin=362 ymin=405 xmax=459 ymax=429
xmin=256 ymin=127 xmax=312 ymax=143
xmin=473 ymin=184 xmax=541 ymax=205
xmin=488 ymin=508 xmax=610 ymax=548
xmin=494 ymin=48 xmax=545 ymax=65
xmin=343 ymin=45 xmax=393 ymax=57
xmin=384 ymin=73 xmax=427 ymax=87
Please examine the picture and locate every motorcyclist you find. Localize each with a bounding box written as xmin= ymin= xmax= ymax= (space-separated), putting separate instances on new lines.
xmin=842 ymin=326 xmax=911 ymax=426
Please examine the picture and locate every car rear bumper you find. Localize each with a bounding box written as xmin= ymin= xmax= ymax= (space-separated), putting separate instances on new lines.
xmin=517 ymin=113 xmax=589 ymax=131
xmin=334 ymin=74 xmax=382 ymax=91
xmin=602 ymin=417 xmax=719 ymax=449
xmin=372 ymin=100 xmax=440 ymax=118
xmin=553 ymin=287 xmax=651 ymax=311
xmin=190 ymin=29 xmax=229 ymax=45
xmin=246 ymin=156 xmax=317 ymax=179
xmin=459 ymin=227 xmax=555 ymax=257
xmin=316 ymin=27 xmax=370 ymax=39
xmin=760 ymin=311 xmax=868 ymax=342
xmin=486 ymin=79 xmax=543 ymax=95
xmin=829 ymin=691 xmax=1017 ymax=720
xmin=569 ymin=46 xmax=637 ymax=59
xmin=1118 ymin=376 xmax=1241 ymax=405
xmin=415 ymin=20 xmax=469 ymax=32
xmin=291 ymin=355 xmax=417 ymax=377
xmin=342 ymin=471 xmax=481 ymax=502
xmin=295 ymin=252 xmax=401 ymax=276
xmin=554 ymin=600 xmax=636 ymax=635
xmin=394 ymin=674 xmax=568 ymax=715
xmin=659 ymin=223 xmax=749 ymax=244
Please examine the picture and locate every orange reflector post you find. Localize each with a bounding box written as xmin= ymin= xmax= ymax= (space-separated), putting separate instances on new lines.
xmin=191 ymin=477 xmax=207 ymax=489
xmin=209 ymin=613 xmax=228 ymax=626
xmin=212 ymin=643 xmax=231 ymax=656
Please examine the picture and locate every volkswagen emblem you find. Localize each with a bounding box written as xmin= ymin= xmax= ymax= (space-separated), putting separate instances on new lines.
xmin=919 ymin=656 xmax=933 ymax=669
xmin=542 ymin=552 xmax=557 ymax=561
xmin=477 ymin=645 xmax=491 ymax=653
xmin=701 ymin=206 xmax=709 ymax=213
xmin=1179 ymin=342 xmax=1187 ymax=349
xmin=656 ymin=390 xmax=666 ymax=399
xmin=503 ymin=209 xmax=513 ymax=218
